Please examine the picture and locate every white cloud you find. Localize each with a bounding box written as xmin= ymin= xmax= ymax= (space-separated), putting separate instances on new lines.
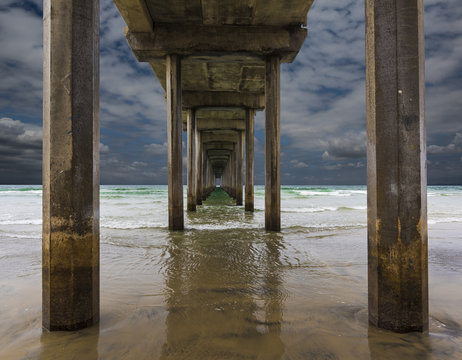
xmin=323 ymin=162 xmax=364 ymax=171
xmin=428 ymin=133 xmax=462 ymax=154
xmin=290 ymin=159 xmax=309 ymax=168
xmin=100 ymin=142 xmax=110 ymax=154
xmin=144 ymin=142 xmax=167 ymax=155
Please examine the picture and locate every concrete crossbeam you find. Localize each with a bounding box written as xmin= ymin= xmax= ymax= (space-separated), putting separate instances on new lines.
xmin=201 ymin=131 xmax=239 ymax=144
xmin=124 ymin=24 xmax=307 ymax=63
xmin=183 ymin=91 xmax=265 ymax=110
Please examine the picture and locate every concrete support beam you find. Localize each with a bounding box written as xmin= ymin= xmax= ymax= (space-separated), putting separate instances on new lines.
xmin=183 ymin=91 xmax=265 ymax=110
xmin=196 ymin=131 xmax=202 ymax=206
xmin=203 ymin=142 xmax=235 ymax=151
xmin=201 ymin=132 xmax=239 ymax=144
xmin=125 ymin=24 xmax=307 ymax=63
xmin=196 ymin=118 xmax=245 ymax=131
xmin=187 ymin=108 xmax=196 ymax=212
xmin=113 ymin=0 xmax=152 ymax=32
xmin=245 ymin=109 xmax=255 ymax=212
xmin=265 ymin=55 xmax=281 ymax=231
xmin=42 ymin=0 xmax=100 ymax=331
xmin=166 ymin=54 xmax=184 ymax=230
xmin=236 ymin=131 xmax=244 ymax=206
xmin=366 ymin=0 xmax=428 ymax=332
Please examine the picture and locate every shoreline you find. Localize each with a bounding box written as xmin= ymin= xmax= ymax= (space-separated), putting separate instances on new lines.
xmin=1 ymin=222 xmax=461 ymax=359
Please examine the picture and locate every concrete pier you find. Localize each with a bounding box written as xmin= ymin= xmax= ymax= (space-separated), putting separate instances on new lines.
xmin=43 ymin=0 xmax=429 ymax=336
xmin=187 ymin=109 xmax=196 ymax=211
xmin=245 ymin=109 xmax=255 ymax=212
xmin=366 ymin=0 xmax=428 ymax=332
xmin=265 ymin=55 xmax=281 ymax=231
xmin=166 ymin=55 xmax=184 ymax=230
xmin=42 ymin=0 xmax=100 ymax=331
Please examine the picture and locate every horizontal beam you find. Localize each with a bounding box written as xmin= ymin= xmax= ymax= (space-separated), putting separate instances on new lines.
xmin=183 ymin=91 xmax=265 ymax=110
xmin=198 ymin=119 xmax=245 ymax=131
xmin=203 ymin=142 xmax=235 ymax=151
xmin=114 ymin=0 xmax=152 ymax=32
xmin=201 ymin=132 xmax=239 ymax=143
xmin=125 ymin=24 xmax=307 ymax=63
xmin=208 ymin=149 xmax=232 ymax=156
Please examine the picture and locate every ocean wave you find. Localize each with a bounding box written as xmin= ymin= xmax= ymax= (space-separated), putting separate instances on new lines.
xmin=428 ymin=217 xmax=462 ymax=225
xmin=188 ymin=223 xmax=260 ymax=230
xmin=281 ymin=206 xmax=366 ymax=213
xmin=295 ymin=190 xmax=366 ymax=197
xmin=0 ymin=219 xmax=42 ymax=225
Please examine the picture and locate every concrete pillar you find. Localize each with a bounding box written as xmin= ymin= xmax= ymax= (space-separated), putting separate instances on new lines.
xmin=201 ymin=146 xmax=207 ymax=201
xmin=265 ymin=55 xmax=281 ymax=231
xmin=187 ymin=109 xmax=196 ymax=211
xmin=366 ymin=0 xmax=427 ymax=332
xmin=42 ymin=0 xmax=100 ymax=331
xmin=196 ymin=131 xmax=202 ymax=205
xmin=245 ymin=109 xmax=255 ymax=212
xmin=230 ymin=149 xmax=236 ymax=199
xmin=166 ymin=54 xmax=184 ymax=230
xmin=236 ymin=131 xmax=243 ymax=206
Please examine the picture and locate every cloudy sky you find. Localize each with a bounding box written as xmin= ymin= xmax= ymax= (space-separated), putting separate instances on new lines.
xmin=1 ymin=0 xmax=461 ymax=185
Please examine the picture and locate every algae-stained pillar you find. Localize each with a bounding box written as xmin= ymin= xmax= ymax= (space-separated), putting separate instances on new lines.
xmin=366 ymin=0 xmax=428 ymax=332
xmin=265 ymin=55 xmax=281 ymax=231
xmin=42 ymin=0 xmax=100 ymax=331
xmin=166 ymin=55 xmax=184 ymax=230
xmin=245 ymin=109 xmax=255 ymax=212
xmin=236 ymin=131 xmax=244 ymax=206
xmin=196 ymin=131 xmax=202 ymax=205
xmin=187 ymin=109 xmax=196 ymax=211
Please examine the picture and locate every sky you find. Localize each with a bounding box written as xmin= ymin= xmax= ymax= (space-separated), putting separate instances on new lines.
xmin=0 ymin=0 xmax=461 ymax=185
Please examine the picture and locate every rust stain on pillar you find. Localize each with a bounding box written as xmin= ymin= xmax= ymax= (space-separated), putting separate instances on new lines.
xmin=366 ymin=0 xmax=428 ymax=332
xmin=42 ymin=0 xmax=100 ymax=331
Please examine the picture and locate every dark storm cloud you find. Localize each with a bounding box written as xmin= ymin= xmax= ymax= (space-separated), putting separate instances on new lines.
xmin=1 ymin=0 xmax=462 ymax=184
xmin=0 ymin=117 xmax=41 ymax=183
xmin=428 ymin=133 xmax=462 ymax=154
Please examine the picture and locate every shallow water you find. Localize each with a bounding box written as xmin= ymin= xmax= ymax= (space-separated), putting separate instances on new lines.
xmin=1 ymin=186 xmax=462 ymax=359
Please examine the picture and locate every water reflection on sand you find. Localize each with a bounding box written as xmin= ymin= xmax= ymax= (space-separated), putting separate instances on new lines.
xmin=1 ymin=192 xmax=462 ymax=359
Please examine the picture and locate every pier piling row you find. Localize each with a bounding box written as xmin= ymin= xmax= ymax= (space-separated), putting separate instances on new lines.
xmin=43 ymin=0 xmax=428 ymax=333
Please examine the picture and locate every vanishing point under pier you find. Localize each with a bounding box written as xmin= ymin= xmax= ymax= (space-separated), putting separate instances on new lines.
xmin=42 ymin=0 xmax=428 ymax=338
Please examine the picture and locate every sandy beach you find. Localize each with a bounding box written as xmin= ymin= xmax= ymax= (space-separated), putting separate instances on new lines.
xmin=1 ymin=186 xmax=461 ymax=359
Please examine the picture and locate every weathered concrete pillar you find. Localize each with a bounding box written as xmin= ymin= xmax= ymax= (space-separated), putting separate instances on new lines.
xmin=166 ymin=54 xmax=184 ymax=230
xmin=196 ymin=131 xmax=202 ymax=205
xmin=187 ymin=109 xmax=196 ymax=211
xmin=265 ymin=55 xmax=281 ymax=231
xmin=42 ymin=0 xmax=100 ymax=331
xmin=201 ymin=146 xmax=207 ymax=201
xmin=236 ymin=131 xmax=243 ymax=206
xmin=366 ymin=0 xmax=427 ymax=332
xmin=245 ymin=109 xmax=255 ymax=212
xmin=230 ymin=149 xmax=236 ymax=199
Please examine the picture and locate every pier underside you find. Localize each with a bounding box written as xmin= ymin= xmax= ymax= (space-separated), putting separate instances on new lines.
xmin=42 ymin=0 xmax=428 ymax=334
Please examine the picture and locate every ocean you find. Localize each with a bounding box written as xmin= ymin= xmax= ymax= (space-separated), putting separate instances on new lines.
xmin=1 ymin=185 xmax=462 ymax=359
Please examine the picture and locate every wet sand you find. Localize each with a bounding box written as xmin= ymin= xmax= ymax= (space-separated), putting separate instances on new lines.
xmin=1 ymin=208 xmax=461 ymax=359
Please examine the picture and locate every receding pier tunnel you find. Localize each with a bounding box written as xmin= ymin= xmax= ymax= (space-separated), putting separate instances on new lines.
xmin=42 ymin=0 xmax=428 ymax=335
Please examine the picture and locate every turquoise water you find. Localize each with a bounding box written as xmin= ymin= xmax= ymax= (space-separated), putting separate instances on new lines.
xmin=1 ymin=185 xmax=461 ymax=359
